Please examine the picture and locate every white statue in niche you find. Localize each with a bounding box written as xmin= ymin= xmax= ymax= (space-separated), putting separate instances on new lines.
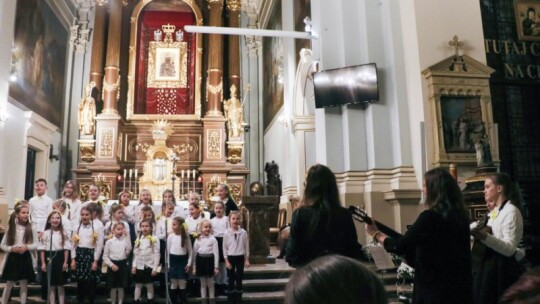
xmin=153 ymin=158 xmax=167 ymax=181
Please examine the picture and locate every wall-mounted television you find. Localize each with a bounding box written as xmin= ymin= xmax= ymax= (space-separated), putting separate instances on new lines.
xmin=313 ymin=63 xmax=379 ymax=109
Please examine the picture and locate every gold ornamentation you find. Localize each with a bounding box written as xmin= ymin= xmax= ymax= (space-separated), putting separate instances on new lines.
xmin=78 ymin=81 xmax=97 ymax=136
xmin=78 ymin=139 xmax=96 ymax=163
xmin=227 ymin=142 xmax=243 ymax=164
xmin=172 ymin=140 xmax=199 ymax=159
xmin=208 ymin=0 xmax=224 ymax=5
xmin=117 ymin=133 xmax=123 ymax=159
xmin=224 ymin=84 xmax=244 ymax=139
xmin=102 ymin=76 xmax=121 ymax=100
xmin=207 ymin=129 xmax=221 ymax=159
xmin=206 ymin=80 xmax=223 ymax=103
xmin=147 ymin=24 xmax=188 ymax=88
xmin=152 ymin=119 xmax=174 ymax=137
xmin=99 ymin=129 xmax=114 ymax=158
xmin=135 ymin=141 xmax=151 ymax=154
xmin=226 ymin=0 xmax=241 ymax=11
xmin=229 ymin=183 xmax=242 ymax=203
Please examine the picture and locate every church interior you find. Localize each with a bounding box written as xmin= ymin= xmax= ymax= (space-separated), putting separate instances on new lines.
xmin=0 ymin=0 xmax=539 ymax=302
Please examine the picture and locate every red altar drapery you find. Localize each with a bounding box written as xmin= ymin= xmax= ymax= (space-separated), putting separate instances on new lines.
xmin=135 ymin=10 xmax=196 ymax=115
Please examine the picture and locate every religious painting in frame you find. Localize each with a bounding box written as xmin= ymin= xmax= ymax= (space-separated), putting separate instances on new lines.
xmin=262 ymin=0 xmax=284 ymax=131
xmin=440 ymin=96 xmax=483 ymax=153
xmin=515 ymin=0 xmax=540 ymax=41
xmin=9 ymin=0 xmax=67 ymax=127
xmin=147 ymin=40 xmax=188 ymax=88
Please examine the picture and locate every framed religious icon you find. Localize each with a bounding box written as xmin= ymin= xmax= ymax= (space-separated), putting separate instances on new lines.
xmin=515 ymin=0 xmax=540 ymax=41
xmin=423 ymin=53 xmax=499 ymax=167
xmin=127 ymin=2 xmax=204 ymax=120
xmin=147 ymin=40 xmax=188 ymax=88
xmin=440 ymin=96 xmax=482 ymax=153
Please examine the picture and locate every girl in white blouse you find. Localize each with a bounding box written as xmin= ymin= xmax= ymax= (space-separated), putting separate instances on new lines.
xmin=210 ymin=201 xmax=229 ymax=290
xmin=472 ymin=173 xmax=525 ymax=303
xmin=132 ymin=219 xmax=160 ymax=304
xmin=0 ymin=202 xmax=38 ymax=304
xmin=193 ymin=219 xmax=219 ymax=302
xmin=40 ymin=211 xmax=71 ymax=304
xmin=70 ymin=205 xmax=104 ymax=303
xmin=103 ymin=222 xmax=132 ymax=304
xmin=167 ymin=216 xmax=193 ymax=303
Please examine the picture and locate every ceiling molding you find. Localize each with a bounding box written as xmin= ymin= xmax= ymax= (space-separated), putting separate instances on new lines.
xmin=46 ymin=0 xmax=78 ymax=30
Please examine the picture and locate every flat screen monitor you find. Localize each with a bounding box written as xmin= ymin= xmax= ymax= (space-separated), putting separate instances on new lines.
xmin=313 ymin=63 xmax=379 ymax=108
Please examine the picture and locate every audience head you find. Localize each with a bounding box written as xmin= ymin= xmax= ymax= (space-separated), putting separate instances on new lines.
xmin=87 ymin=184 xmax=100 ymax=201
xmin=284 ymin=255 xmax=387 ymax=304
xmin=302 ymin=164 xmax=340 ymax=209
xmin=139 ymin=189 xmax=153 ymax=205
xmin=500 ymin=267 xmax=540 ymax=304
xmin=189 ymin=192 xmax=200 ymax=204
xmin=119 ymin=190 xmax=131 ymax=206
xmin=423 ymin=167 xmax=467 ymax=219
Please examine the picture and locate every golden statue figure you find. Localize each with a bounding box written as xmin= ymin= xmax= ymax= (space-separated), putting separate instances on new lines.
xmin=78 ymin=81 xmax=97 ymax=136
xmin=224 ymin=85 xmax=244 ymax=138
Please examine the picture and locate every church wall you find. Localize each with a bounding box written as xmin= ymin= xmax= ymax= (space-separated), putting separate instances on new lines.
xmin=0 ymin=0 xmax=78 ymax=208
xmin=410 ymin=0 xmax=486 ymax=182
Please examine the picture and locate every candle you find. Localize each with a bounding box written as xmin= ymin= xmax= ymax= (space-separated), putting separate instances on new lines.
xmin=181 ymin=170 xmax=184 ymax=179
xmin=129 ymin=169 xmax=133 ymax=179
xmin=135 ymin=169 xmax=138 ymax=178
xmin=193 ymin=169 xmax=196 ymax=179
xmin=123 ymin=169 xmax=127 ymax=178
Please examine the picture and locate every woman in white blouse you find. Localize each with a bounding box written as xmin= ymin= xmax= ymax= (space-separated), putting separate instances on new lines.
xmin=472 ymin=173 xmax=524 ymax=304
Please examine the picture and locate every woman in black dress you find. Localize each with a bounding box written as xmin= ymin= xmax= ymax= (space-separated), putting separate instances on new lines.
xmin=366 ymin=167 xmax=473 ymax=304
xmin=286 ymin=164 xmax=363 ymax=267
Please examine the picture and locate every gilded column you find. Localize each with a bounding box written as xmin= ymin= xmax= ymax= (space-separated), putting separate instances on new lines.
xmin=206 ymin=0 xmax=225 ymax=116
xmin=89 ymin=3 xmax=107 ymax=95
xmin=227 ymin=0 xmax=241 ymax=98
xmin=102 ymin=0 xmax=122 ymax=114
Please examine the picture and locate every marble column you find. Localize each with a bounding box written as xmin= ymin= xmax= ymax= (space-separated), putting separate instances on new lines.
xmin=102 ymin=0 xmax=122 ymax=114
xmin=200 ymin=0 xmax=229 ymax=196
xmin=90 ymin=0 xmax=122 ymax=191
xmin=226 ymin=0 xmax=241 ymax=98
xmin=242 ymin=196 xmax=279 ymax=264
xmin=206 ymin=0 xmax=225 ymax=116
xmin=89 ymin=3 xmax=107 ymax=95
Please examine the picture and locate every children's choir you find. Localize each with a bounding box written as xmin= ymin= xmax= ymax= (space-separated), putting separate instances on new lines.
xmin=0 ymin=179 xmax=249 ymax=304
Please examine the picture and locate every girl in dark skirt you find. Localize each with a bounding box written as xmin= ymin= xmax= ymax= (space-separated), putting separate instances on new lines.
xmin=132 ymin=219 xmax=160 ymax=304
xmin=167 ymin=217 xmax=193 ymax=303
xmin=103 ymin=222 xmax=132 ymax=304
xmin=70 ymin=206 xmax=104 ymax=304
xmin=193 ymin=219 xmax=219 ymax=302
xmin=39 ymin=210 xmax=71 ymax=304
xmin=210 ymin=201 xmax=229 ymax=293
xmin=1 ymin=201 xmax=37 ymax=304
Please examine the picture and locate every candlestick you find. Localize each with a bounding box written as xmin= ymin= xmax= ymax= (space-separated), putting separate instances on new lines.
xmin=181 ymin=170 xmax=184 ymax=179
xmin=129 ymin=169 xmax=133 ymax=179
xmin=135 ymin=169 xmax=138 ymax=178
xmin=124 ymin=169 xmax=127 ymax=179
xmin=181 ymin=177 xmax=184 ymax=197
xmin=192 ymin=169 xmax=196 ymax=179
xmin=123 ymin=171 xmax=126 ymax=191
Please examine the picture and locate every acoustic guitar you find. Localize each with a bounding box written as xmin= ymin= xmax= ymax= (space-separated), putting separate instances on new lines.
xmin=348 ymin=205 xmax=416 ymax=266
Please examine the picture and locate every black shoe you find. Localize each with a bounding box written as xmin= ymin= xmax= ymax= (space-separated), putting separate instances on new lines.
xmin=179 ymin=289 xmax=188 ymax=304
xmin=148 ymin=299 xmax=154 ymax=304
xmin=235 ymin=290 xmax=244 ymax=304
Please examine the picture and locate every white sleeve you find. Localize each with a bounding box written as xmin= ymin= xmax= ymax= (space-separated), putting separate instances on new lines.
xmin=186 ymin=236 xmax=193 ymax=267
xmin=94 ymin=229 xmax=105 ymax=261
xmin=103 ymin=241 xmax=113 ymax=267
xmin=212 ymin=238 xmax=219 ymax=268
xmin=483 ymin=207 xmax=523 ymax=257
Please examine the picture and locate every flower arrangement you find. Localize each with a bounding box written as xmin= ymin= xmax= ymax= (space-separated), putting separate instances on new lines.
xmin=135 ymin=235 xmax=157 ymax=248
xmin=182 ymin=222 xmax=189 ymax=231
xmin=91 ymin=232 xmax=98 ymax=245
xmin=397 ymin=262 xmax=415 ymax=282
xmin=71 ymin=234 xmax=80 ymax=246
